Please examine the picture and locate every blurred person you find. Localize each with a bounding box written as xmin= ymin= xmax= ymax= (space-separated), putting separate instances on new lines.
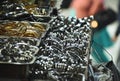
xmin=89 ymin=0 xmax=115 ymax=63
xmin=90 ymin=0 xmax=115 ymax=63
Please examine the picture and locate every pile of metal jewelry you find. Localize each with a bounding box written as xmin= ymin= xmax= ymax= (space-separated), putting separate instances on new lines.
xmin=0 ymin=37 xmax=40 ymax=64
xmin=29 ymin=15 xmax=93 ymax=81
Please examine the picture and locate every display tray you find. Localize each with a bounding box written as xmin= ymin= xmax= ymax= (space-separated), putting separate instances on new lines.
xmin=0 ymin=36 xmax=41 ymax=65
xmin=0 ymin=21 xmax=49 ymax=38
xmin=0 ymin=20 xmax=49 ymax=65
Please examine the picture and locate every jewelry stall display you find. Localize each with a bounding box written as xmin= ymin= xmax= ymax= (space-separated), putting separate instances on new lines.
xmin=0 ymin=0 xmax=115 ymax=81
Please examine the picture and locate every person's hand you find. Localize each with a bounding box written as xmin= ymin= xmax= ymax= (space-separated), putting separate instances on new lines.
xmin=112 ymin=36 xmax=117 ymax=42
xmin=89 ymin=0 xmax=104 ymax=15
